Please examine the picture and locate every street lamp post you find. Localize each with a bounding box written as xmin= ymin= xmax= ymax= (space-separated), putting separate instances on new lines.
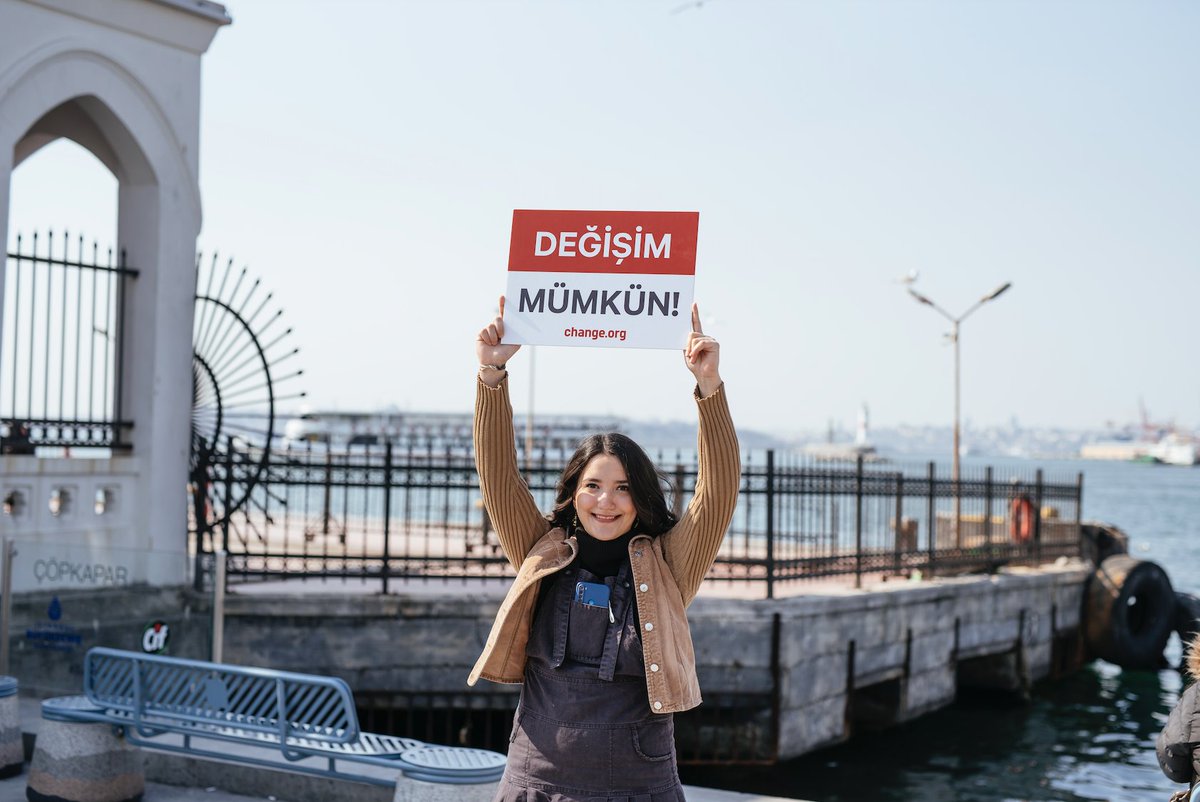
xmin=907 ymin=281 xmax=1012 ymax=547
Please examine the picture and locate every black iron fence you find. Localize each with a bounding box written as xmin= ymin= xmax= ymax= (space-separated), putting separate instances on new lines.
xmin=190 ymin=437 xmax=1080 ymax=766
xmin=726 ymin=451 xmax=1082 ymax=596
xmin=191 ymin=439 xmax=1083 ymax=596
xmin=1 ymin=231 xmax=136 ymax=451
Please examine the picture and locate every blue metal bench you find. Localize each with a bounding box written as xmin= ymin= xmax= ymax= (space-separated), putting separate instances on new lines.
xmin=42 ymin=647 xmax=505 ymax=786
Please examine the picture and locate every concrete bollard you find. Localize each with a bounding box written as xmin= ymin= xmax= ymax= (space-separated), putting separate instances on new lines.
xmin=0 ymin=676 xmax=20 ymax=778
xmin=392 ymin=778 xmax=498 ymax=802
xmin=27 ymin=714 xmax=144 ymax=802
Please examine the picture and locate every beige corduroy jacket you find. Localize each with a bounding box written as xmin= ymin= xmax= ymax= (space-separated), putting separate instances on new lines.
xmin=466 ymin=374 xmax=740 ymax=715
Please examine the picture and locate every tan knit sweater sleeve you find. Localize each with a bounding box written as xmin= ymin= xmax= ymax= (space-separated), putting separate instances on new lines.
xmin=660 ymin=383 xmax=741 ymax=606
xmin=474 ymin=374 xmax=551 ymax=570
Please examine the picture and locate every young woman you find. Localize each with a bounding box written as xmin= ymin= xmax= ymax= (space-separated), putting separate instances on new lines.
xmin=1158 ymin=638 xmax=1200 ymax=801
xmin=467 ymin=297 xmax=740 ymax=801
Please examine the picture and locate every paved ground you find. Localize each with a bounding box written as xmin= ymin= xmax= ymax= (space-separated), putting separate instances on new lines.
xmin=0 ymin=778 xmax=263 ymax=802
xmin=1 ymin=773 xmax=804 ymax=802
xmin=10 ymin=699 xmax=805 ymax=801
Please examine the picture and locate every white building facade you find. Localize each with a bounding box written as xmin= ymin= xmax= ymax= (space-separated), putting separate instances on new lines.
xmin=0 ymin=0 xmax=229 ymax=590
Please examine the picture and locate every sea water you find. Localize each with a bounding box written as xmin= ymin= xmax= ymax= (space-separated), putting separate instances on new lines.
xmin=682 ymin=454 xmax=1199 ymax=802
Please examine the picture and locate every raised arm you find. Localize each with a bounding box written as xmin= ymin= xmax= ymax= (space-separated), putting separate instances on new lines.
xmin=683 ymin=303 xmax=723 ymax=399
xmin=475 ymin=297 xmax=549 ymax=568
xmin=659 ymin=305 xmax=741 ymax=605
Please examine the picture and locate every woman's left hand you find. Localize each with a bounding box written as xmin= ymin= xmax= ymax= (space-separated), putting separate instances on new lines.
xmin=684 ymin=303 xmax=722 ymax=397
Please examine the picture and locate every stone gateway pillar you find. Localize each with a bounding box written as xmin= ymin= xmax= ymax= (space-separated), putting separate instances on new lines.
xmin=0 ymin=0 xmax=229 ymax=586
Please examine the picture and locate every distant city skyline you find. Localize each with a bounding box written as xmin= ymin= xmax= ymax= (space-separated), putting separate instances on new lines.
xmin=6 ymin=0 xmax=1198 ymax=433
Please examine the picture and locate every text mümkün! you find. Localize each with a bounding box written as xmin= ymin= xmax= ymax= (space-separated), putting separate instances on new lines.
xmin=519 ymin=282 xmax=681 ymax=317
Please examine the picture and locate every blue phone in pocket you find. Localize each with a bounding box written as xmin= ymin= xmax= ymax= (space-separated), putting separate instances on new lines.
xmin=575 ymin=581 xmax=611 ymax=608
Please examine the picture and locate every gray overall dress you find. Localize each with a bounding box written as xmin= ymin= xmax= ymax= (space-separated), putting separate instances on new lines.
xmin=494 ymin=562 xmax=686 ymax=801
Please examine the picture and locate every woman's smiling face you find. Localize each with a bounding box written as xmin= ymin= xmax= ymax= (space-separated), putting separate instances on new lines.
xmin=573 ymin=454 xmax=637 ymax=542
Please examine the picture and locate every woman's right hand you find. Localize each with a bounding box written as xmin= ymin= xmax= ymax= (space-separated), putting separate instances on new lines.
xmin=476 ymin=296 xmax=521 ymax=386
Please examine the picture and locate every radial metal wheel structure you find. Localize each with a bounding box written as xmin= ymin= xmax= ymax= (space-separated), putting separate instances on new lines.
xmin=191 ymin=253 xmax=304 ymax=539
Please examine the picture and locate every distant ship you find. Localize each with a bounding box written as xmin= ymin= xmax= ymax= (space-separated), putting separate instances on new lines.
xmin=804 ymin=404 xmax=882 ymax=461
xmin=1147 ymin=433 xmax=1200 ymax=466
xmin=1080 ymin=436 xmax=1197 ymax=466
xmin=281 ymin=408 xmax=621 ymax=451
xmin=1079 ymin=402 xmax=1197 ymax=466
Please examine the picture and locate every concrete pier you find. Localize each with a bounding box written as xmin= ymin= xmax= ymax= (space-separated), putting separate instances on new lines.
xmin=212 ymin=561 xmax=1088 ymax=761
xmin=691 ymin=563 xmax=1087 ymax=758
xmin=3 ymin=561 xmax=1089 ymax=765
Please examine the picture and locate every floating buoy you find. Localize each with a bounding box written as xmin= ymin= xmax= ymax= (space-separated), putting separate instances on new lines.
xmin=1009 ymin=495 xmax=1035 ymax=543
xmin=1084 ymin=554 xmax=1175 ymax=669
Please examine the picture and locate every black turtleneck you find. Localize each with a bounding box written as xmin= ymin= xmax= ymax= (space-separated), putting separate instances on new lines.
xmin=575 ymin=528 xmax=636 ymax=578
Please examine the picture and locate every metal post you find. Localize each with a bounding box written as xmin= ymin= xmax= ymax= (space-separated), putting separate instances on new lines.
xmin=382 ymin=441 xmax=393 ymax=595
xmin=854 ymin=455 xmax=864 ymax=589
xmin=1034 ymin=468 xmax=1044 ymax=564
xmin=113 ymin=249 xmax=130 ymax=447
xmin=212 ymin=549 xmax=226 ymax=663
xmin=191 ymin=447 xmax=210 ymax=592
xmin=893 ymin=473 xmax=903 ymax=577
xmin=222 ymin=437 xmax=234 ymax=554
xmin=926 ymin=461 xmax=936 ymax=578
xmin=0 ymin=540 xmax=14 ymax=675
xmin=765 ymin=450 xmax=775 ymax=600
xmin=322 ymin=448 xmax=333 ymax=538
xmin=906 ymin=283 xmax=1011 ymax=549
xmin=1075 ymin=471 xmax=1084 ymax=556
xmin=984 ymin=466 xmax=994 ymax=565
xmin=952 ymin=319 xmax=962 ymax=548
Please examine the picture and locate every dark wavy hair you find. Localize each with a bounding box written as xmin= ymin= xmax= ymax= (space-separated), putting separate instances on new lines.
xmin=547 ymin=433 xmax=677 ymax=536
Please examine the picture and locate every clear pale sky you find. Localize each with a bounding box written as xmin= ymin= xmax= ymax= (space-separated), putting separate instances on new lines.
xmin=8 ymin=0 xmax=1199 ymax=435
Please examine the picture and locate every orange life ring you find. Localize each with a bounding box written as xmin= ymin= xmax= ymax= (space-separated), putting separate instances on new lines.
xmin=1010 ymin=496 xmax=1035 ymax=542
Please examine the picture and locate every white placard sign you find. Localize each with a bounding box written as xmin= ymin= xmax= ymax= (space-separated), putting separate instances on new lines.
xmin=504 ymin=209 xmax=699 ymax=350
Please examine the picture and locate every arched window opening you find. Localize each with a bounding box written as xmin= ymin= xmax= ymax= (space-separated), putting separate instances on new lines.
xmin=2 ymin=137 xmax=126 ymax=456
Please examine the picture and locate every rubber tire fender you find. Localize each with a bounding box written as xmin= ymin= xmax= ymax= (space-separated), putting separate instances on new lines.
xmin=1084 ymin=554 xmax=1175 ymax=670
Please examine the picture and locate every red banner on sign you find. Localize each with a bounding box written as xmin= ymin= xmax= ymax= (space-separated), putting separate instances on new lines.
xmin=508 ymin=210 xmax=699 ymax=276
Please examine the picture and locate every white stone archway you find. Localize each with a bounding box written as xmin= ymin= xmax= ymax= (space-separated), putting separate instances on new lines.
xmin=0 ymin=0 xmax=229 ymax=588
